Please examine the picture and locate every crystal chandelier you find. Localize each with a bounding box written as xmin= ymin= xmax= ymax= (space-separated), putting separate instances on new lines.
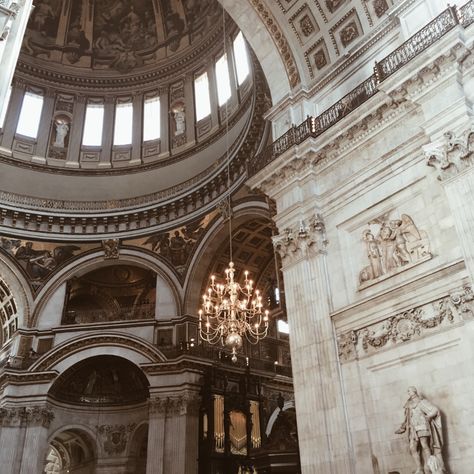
xmin=199 ymin=262 xmax=269 ymax=362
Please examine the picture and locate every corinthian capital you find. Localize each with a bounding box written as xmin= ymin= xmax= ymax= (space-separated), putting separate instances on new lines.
xmin=273 ymin=214 xmax=328 ymax=266
xmin=425 ymin=126 xmax=474 ymax=180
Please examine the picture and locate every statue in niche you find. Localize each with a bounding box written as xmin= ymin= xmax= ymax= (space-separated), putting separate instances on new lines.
xmin=172 ymin=103 xmax=186 ymax=136
xmin=359 ymin=214 xmax=431 ymax=286
xmin=53 ymin=121 xmax=69 ymax=148
xmin=395 ymin=386 xmax=446 ymax=474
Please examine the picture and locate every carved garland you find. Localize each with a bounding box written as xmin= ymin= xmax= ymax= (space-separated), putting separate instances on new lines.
xmin=149 ymin=392 xmax=201 ymax=417
xmin=337 ymin=285 xmax=473 ymax=362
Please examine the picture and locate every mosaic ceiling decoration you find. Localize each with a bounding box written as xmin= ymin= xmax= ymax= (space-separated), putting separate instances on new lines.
xmin=22 ymin=0 xmax=222 ymax=73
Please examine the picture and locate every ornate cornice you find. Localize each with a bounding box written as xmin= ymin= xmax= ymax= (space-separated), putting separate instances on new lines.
xmin=0 ymin=405 xmax=54 ymax=427
xmin=337 ymin=285 xmax=473 ymax=362
xmin=424 ymin=125 xmax=474 ymax=180
xmin=272 ymin=214 xmax=328 ymax=267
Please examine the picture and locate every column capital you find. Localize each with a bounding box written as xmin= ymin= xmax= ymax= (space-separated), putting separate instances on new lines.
xmin=425 ymin=124 xmax=474 ymax=180
xmin=0 ymin=405 xmax=54 ymax=427
xmin=149 ymin=392 xmax=200 ymax=417
xmin=273 ymin=213 xmax=328 ymax=267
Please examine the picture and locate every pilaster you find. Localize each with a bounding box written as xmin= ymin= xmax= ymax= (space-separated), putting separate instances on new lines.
xmin=273 ymin=215 xmax=354 ymax=474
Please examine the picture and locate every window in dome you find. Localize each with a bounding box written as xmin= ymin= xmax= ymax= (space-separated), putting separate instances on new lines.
xmin=113 ymin=101 xmax=133 ymax=146
xmin=194 ymin=72 xmax=211 ymax=121
xmin=82 ymin=103 xmax=104 ymax=147
xmin=233 ymin=32 xmax=250 ymax=85
xmin=216 ymin=54 xmax=232 ymax=106
xmin=0 ymin=86 xmax=12 ymax=129
xmin=143 ymin=96 xmax=161 ymax=142
xmin=16 ymin=91 xmax=44 ymax=139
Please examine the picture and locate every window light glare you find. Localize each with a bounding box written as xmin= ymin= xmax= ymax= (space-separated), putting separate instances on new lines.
xmin=216 ymin=54 xmax=232 ymax=106
xmin=143 ymin=96 xmax=160 ymax=142
xmin=233 ymin=32 xmax=250 ymax=85
xmin=194 ymin=72 xmax=211 ymax=121
xmin=277 ymin=319 xmax=290 ymax=334
xmin=16 ymin=92 xmax=44 ymax=139
xmin=113 ymin=101 xmax=133 ymax=146
xmin=0 ymin=86 xmax=12 ymax=129
xmin=82 ymin=104 xmax=104 ymax=147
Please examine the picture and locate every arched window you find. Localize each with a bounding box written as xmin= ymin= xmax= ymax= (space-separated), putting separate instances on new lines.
xmin=215 ymin=54 xmax=231 ymax=106
xmin=143 ymin=95 xmax=161 ymax=142
xmin=0 ymin=279 xmax=18 ymax=345
xmin=194 ymin=71 xmax=211 ymax=121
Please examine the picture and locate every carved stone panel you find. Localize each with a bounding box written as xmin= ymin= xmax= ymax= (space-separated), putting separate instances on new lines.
xmin=358 ymin=214 xmax=431 ymax=289
xmin=337 ymin=286 xmax=473 ymax=362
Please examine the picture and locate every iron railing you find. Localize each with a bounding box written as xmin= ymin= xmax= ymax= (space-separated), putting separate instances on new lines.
xmin=248 ymin=1 xmax=473 ymax=178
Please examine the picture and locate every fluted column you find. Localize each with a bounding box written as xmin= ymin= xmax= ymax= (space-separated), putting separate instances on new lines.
xmin=273 ymin=216 xmax=353 ymax=474
xmin=0 ymin=405 xmax=54 ymax=474
xmin=0 ymin=78 xmax=25 ymax=150
xmin=424 ymin=123 xmax=474 ymax=283
xmin=146 ymin=397 xmax=167 ymax=474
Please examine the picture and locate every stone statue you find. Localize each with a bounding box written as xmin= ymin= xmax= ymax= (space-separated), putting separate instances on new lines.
xmin=53 ymin=121 xmax=69 ymax=148
xmin=173 ymin=104 xmax=186 ymax=136
xmin=395 ymin=386 xmax=446 ymax=474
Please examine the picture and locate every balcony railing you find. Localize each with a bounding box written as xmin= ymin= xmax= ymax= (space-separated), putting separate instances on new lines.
xmin=62 ymin=304 xmax=155 ymax=325
xmin=247 ymin=1 xmax=473 ymax=178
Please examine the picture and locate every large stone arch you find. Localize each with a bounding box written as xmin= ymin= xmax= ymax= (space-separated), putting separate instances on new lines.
xmin=28 ymin=332 xmax=166 ymax=374
xmin=0 ymin=252 xmax=34 ymax=330
xmin=183 ymin=198 xmax=272 ymax=314
xmin=32 ymin=249 xmax=182 ymax=328
xmin=218 ymin=0 xmax=296 ymax=103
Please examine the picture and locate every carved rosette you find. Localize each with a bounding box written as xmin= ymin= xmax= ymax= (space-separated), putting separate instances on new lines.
xmin=149 ymin=392 xmax=200 ymax=417
xmin=424 ymin=126 xmax=474 ymax=180
xmin=272 ymin=214 xmax=328 ymax=267
xmin=337 ymin=286 xmax=473 ymax=362
xmin=0 ymin=405 xmax=54 ymax=427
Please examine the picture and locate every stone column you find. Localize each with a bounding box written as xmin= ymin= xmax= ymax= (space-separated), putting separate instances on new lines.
xmin=131 ymin=93 xmax=143 ymax=165
xmin=424 ymin=124 xmax=474 ymax=283
xmin=99 ymin=97 xmax=114 ymax=168
xmin=0 ymin=405 xmax=54 ymax=474
xmin=146 ymin=396 xmax=167 ymax=474
xmin=34 ymin=88 xmax=56 ymax=162
xmin=272 ymin=215 xmax=354 ymax=474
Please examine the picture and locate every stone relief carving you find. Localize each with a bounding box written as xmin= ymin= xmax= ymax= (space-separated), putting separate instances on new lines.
xmin=102 ymin=238 xmax=120 ymax=259
xmin=96 ymin=423 xmax=136 ymax=455
xmin=337 ymin=286 xmax=472 ymax=362
xmin=299 ymin=15 xmax=315 ymax=37
xmin=0 ymin=406 xmax=54 ymax=427
xmin=424 ymin=126 xmax=474 ymax=180
xmin=359 ymin=214 xmax=431 ymax=288
xmin=273 ymin=214 xmax=328 ymax=266
xmin=339 ymin=20 xmax=360 ymax=47
xmin=395 ymin=387 xmax=446 ymax=474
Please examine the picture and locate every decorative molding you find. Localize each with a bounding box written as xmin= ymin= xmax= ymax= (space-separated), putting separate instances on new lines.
xmin=96 ymin=424 xmax=136 ymax=455
xmin=337 ymin=285 xmax=473 ymax=362
xmin=102 ymin=239 xmax=120 ymax=259
xmin=32 ymin=334 xmax=164 ymax=372
xmin=273 ymin=214 xmax=328 ymax=266
xmin=424 ymin=125 xmax=474 ymax=180
xmin=0 ymin=405 xmax=54 ymax=427
xmin=358 ymin=214 xmax=431 ymax=289
xmin=248 ymin=0 xmax=301 ymax=88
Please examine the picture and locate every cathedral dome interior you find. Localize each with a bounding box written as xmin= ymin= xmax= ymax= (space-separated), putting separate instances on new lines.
xmin=0 ymin=0 xmax=473 ymax=473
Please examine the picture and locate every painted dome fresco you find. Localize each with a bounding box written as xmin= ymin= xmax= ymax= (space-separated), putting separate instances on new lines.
xmin=21 ymin=0 xmax=222 ymax=76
